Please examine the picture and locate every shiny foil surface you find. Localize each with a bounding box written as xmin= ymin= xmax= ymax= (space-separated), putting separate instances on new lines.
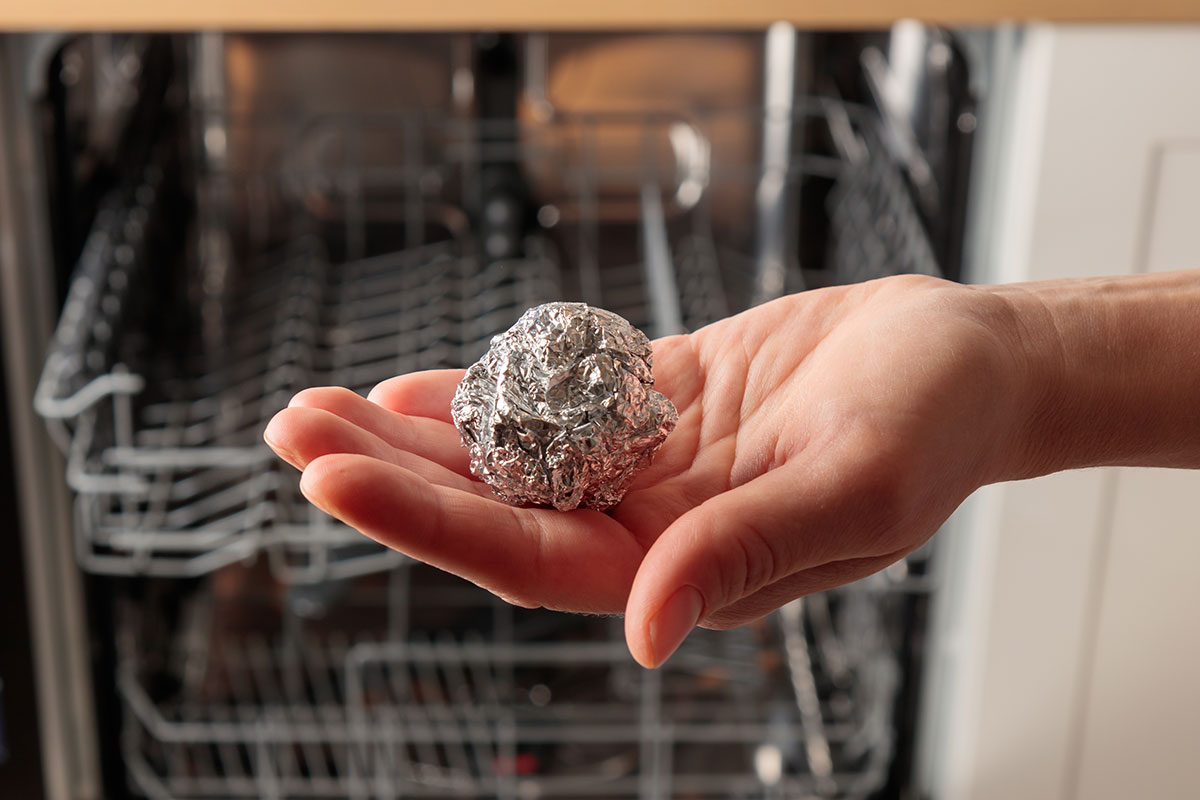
xmin=451 ymin=302 xmax=678 ymax=511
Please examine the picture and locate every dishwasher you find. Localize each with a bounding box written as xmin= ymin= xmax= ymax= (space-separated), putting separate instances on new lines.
xmin=0 ymin=26 xmax=978 ymax=800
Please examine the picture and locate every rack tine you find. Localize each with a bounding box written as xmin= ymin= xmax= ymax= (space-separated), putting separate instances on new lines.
xmin=379 ymin=638 xmax=417 ymax=786
xmin=280 ymin=641 xmax=330 ymax=781
xmin=778 ymin=600 xmax=836 ymax=796
xmin=753 ymin=22 xmax=801 ymax=304
xmin=214 ymin=644 xmax=251 ymax=782
xmin=411 ymin=632 xmax=475 ymax=784
xmin=436 ymin=631 xmax=496 ymax=780
xmin=638 ymin=184 xmax=684 ymax=339
xmin=806 ymin=591 xmax=853 ymax=689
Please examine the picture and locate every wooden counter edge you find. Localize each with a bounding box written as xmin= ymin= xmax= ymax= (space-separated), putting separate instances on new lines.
xmin=2 ymin=0 xmax=1199 ymax=31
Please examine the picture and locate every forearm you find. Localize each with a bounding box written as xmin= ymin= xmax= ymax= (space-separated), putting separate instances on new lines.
xmin=991 ymin=269 xmax=1200 ymax=479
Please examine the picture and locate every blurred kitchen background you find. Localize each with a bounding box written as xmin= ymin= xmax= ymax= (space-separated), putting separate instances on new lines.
xmin=1 ymin=9 xmax=1198 ymax=800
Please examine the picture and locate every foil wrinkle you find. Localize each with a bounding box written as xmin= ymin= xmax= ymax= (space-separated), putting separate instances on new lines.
xmin=451 ymin=302 xmax=678 ymax=511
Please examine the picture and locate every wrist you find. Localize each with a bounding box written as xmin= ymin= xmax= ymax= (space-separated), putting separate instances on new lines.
xmin=984 ymin=282 xmax=1078 ymax=480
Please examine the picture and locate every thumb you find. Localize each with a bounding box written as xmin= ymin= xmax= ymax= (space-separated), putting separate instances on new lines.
xmin=624 ymin=460 xmax=894 ymax=668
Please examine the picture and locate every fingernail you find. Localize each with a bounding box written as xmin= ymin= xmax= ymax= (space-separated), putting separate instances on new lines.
xmin=648 ymin=586 xmax=703 ymax=668
xmin=298 ymin=472 xmax=333 ymax=515
xmin=263 ymin=431 xmax=302 ymax=470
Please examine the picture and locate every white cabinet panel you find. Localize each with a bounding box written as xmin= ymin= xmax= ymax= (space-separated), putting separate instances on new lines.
xmin=925 ymin=24 xmax=1200 ymax=800
xmin=1144 ymin=145 xmax=1200 ymax=273
xmin=1074 ymin=468 xmax=1200 ymax=800
xmin=1020 ymin=27 xmax=1200 ymax=281
xmin=961 ymin=473 xmax=1116 ymax=800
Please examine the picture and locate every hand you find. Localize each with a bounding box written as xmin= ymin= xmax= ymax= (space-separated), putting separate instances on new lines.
xmin=264 ymin=275 xmax=1036 ymax=667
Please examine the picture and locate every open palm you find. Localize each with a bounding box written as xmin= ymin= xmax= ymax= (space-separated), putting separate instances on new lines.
xmin=265 ymin=275 xmax=1030 ymax=666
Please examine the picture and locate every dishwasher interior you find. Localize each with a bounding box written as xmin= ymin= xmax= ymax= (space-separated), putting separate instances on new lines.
xmin=29 ymin=29 xmax=975 ymax=800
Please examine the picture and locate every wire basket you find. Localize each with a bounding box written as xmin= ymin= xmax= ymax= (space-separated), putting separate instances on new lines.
xmin=35 ymin=102 xmax=940 ymax=583
xmin=118 ymin=565 xmax=905 ymax=800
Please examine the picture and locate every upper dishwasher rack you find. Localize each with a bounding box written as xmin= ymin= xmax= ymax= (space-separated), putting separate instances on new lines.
xmin=35 ymin=102 xmax=939 ymax=583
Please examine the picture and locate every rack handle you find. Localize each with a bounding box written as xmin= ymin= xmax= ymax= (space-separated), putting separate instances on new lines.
xmin=33 ymin=201 xmax=147 ymax=422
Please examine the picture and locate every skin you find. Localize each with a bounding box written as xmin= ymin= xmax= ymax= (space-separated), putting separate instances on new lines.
xmin=264 ymin=270 xmax=1200 ymax=668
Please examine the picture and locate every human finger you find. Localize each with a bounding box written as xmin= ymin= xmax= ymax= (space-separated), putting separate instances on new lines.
xmin=265 ymin=407 xmax=489 ymax=497
xmin=299 ymin=453 xmax=644 ymax=613
xmin=367 ymin=369 xmax=465 ymax=423
xmin=623 ymin=453 xmax=908 ymax=668
xmin=288 ymin=385 xmax=469 ymax=474
xmin=698 ymin=550 xmax=909 ymax=630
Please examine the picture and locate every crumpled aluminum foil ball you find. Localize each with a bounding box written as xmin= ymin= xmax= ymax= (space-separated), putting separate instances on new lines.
xmin=451 ymin=302 xmax=678 ymax=511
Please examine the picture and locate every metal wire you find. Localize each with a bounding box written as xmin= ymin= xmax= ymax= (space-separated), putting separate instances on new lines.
xmin=118 ymin=572 xmax=906 ymax=800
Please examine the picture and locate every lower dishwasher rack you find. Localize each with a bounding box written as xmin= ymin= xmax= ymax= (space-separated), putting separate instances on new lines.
xmin=34 ymin=103 xmax=938 ymax=585
xmin=118 ymin=563 xmax=908 ymax=800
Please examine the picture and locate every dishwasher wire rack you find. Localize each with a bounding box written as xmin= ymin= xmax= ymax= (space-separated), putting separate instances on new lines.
xmin=35 ymin=102 xmax=940 ymax=583
xmin=119 ymin=566 xmax=903 ymax=800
